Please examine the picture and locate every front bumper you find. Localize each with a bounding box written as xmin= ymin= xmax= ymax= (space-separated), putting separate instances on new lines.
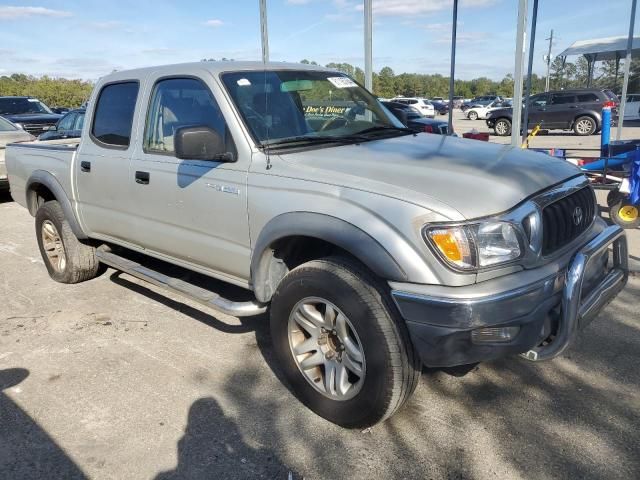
xmin=391 ymin=226 xmax=628 ymax=367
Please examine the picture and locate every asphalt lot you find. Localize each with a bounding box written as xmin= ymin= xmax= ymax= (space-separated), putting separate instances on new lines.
xmin=1 ymin=177 xmax=639 ymax=478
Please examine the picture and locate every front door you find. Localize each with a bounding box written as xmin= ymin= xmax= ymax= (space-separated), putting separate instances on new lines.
xmin=128 ymin=76 xmax=251 ymax=283
xmin=526 ymin=93 xmax=550 ymax=129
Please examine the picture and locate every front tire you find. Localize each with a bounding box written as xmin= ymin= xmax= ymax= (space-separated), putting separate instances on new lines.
xmin=35 ymin=200 xmax=104 ymax=283
xmin=573 ymin=116 xmax=596 ymax=136
xmin=468 ymin=110 xmax=479 ymax=120
xmin=270 ymin=256 xmax=421 ymax=428
xmin=494 ymin=118 xmax=512 ymax=136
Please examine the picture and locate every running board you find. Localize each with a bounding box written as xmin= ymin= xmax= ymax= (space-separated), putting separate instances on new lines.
xmin=96 ymin=250 xmax=267 ymax=317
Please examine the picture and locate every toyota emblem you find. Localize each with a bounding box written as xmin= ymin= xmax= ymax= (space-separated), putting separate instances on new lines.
xmin=573 ymin=206 xmax=583 ymax=226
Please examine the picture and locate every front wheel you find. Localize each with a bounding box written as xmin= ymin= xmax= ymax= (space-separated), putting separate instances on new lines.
xmin=270 ymin=256 xmax=421 ymax=428
xmin=468 ymin=110 xmax=478 ymax=120
xmin=494 ymin=118 xmax=511 ymax=136
xmin=573 ymin=116 xmax=596 ymax=136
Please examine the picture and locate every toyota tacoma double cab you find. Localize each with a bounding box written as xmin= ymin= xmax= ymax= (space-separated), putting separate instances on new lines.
xmin=5 ymin=62 xmax=629 ymax=428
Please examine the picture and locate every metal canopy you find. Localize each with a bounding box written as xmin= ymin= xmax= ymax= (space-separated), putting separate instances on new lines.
xmin=558 ymin=35 xmax=640 ymax=60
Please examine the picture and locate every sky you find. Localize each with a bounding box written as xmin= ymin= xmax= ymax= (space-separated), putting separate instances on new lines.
xmin=0 ymin=0 xmax=638 ymax=81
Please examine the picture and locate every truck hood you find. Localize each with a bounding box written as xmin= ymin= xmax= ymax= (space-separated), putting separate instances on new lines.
xmin=4 ymin=113 xmax=62 ymax=124
xmin=278 ymin=133 xmax=582 ymax=219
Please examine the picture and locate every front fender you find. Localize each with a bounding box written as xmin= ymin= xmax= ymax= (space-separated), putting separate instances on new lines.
xmin=251 ymin=212 xmax=407 ymax=302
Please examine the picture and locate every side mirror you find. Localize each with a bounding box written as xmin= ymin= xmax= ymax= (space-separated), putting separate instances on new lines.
xmin=174 ymin=126 xmax=234 ymax=162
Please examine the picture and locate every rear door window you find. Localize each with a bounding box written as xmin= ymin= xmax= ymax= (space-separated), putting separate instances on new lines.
xmin=91 ymin=82 xmax=139 ymax=148
xmin=576 ymin=93 xmax=599 ymax=103
xmin=551 ymin=94 xmax=577 ymax=105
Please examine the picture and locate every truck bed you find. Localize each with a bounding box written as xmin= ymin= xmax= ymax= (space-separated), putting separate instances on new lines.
xmin=5 ymin=139 xmax=80 ymax=211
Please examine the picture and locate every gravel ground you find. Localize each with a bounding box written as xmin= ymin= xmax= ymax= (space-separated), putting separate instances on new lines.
xmin=1 ymin=175 xmax=639 ymax=479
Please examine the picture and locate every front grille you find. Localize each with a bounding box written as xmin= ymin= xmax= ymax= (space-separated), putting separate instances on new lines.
xmin=541 ymin=186 xmax=595 ymax=255
xmin=23 ymin=123 xmax=55 ymax=136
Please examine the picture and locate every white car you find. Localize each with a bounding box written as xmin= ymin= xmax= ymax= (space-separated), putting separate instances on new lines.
xmin=390 ymin=97 xmax=435 ymax=118
xmin=466 ymin=101 xmax=505 ymax=120
xmin=624 ymin=93 xmax=640 ymax=121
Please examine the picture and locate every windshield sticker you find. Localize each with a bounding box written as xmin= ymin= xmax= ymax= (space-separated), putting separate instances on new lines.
xmin=237 ymin=78 xmax=251 ymax=86
xmin=327 ymin=77 xmax=357 ymax=89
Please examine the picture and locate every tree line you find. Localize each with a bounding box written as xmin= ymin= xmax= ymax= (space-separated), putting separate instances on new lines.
xmin=1 ymin=58 xmax=638 ymax=110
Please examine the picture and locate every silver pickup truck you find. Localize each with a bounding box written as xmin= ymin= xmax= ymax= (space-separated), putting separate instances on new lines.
xmin=6 ymin=62 xmax=629 ymax=428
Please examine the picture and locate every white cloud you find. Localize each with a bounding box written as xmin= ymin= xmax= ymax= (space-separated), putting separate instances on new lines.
xmin=354 ymin=0 xmax=497 ymax=16
xmin=203 ymin=19 xmax=224 ymax=27
xmin=0 ymin=6 xmax=72 ymax=20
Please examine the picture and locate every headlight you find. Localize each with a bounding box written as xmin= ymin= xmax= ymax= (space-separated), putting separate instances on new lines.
xmin=425 ymin=221 xmax=522 ymax=271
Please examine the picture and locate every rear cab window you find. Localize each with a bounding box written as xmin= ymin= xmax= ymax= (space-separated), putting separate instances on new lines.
xmin=91 ymin=81 xmax=140 ymax=148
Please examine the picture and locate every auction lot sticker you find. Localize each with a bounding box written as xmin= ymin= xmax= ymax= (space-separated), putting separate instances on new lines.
xmin=327 ymin=77 xmax=357 ymax=89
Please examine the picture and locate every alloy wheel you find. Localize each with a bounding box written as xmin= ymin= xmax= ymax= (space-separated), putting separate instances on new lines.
xmin=41 ymin=220 xmax=66 ymax=272
xmin=287 ymin=297 xmax=366 ymax=401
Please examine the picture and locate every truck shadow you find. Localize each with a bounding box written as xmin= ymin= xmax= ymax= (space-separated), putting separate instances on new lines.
xmin=155 ymin=396 xmax=299 ymax=479
xmin=0 ymin=368 xmax=87 ymax=479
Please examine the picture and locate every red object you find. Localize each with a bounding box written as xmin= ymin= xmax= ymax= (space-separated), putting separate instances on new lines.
xmin=423 ymin=125 xmax=434 ymax=133
xmin=603 ymin=101 xmax=616 ymax=109
xmin=462 ymin=132 xmax=490 ymax=141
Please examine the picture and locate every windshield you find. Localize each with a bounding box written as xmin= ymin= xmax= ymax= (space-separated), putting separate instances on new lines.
xmin=221 ymin=70 xmax=405 ymax=147
xmin=0 ymin=116 xmax=19 ymax=131
xmin=0 ymin=98 xmax=53 ymax=115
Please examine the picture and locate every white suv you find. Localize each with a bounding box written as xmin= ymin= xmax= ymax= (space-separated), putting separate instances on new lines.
xmin=390 ymin=97 xmax=435 ymax=118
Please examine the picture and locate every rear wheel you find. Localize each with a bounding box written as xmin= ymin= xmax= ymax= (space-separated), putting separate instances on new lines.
xmin=35 ymin=200 xmax=104 ymax=283
xmin=270 ymin=256 xmax=421 ymax=428
xmin=494 ymin=118 xmax=511 ymax=136
xmin=573 ymin=116 xmax=596 ymax=136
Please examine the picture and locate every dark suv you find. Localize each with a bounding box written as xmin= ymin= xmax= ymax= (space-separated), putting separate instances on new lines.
xmin=486 ymin=88 xmax=619 ymax=136
xmin=0 ymin=96 xmax=62 ymax=137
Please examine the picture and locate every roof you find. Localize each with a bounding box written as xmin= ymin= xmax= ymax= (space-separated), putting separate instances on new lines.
xmin=558 ymin=36 xmax=640 ymax=60
xmin=100 ymin=61 xmax=333 ymax=83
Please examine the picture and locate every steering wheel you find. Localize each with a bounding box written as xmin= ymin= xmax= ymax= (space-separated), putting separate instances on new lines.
xmin=319 ymin=116 xmax=349 ymax=132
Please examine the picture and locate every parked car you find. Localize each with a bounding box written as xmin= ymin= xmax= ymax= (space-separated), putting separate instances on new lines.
xmin=38 ymin=109 xmax=85 ymax=141
xmin=486 ymin=88 xmax=620 ymax=136
xmin=389 ymin=97 xmax=435 ymax=117
xmin=51 ymin=107 xmax=71 ymax=115
xmin=431 ymin=96 xmax=444 ymax=102
xmin=430 ymin=100 xmax=449 ymax=115
xmin=451 ymin=96 xmax=465 ymax=108
xmin=382 ymin=101 xmax=452 ymax=134
xmin=0 ymin=96 xmax=62 ymax=137
xmin=466 ymin=100 xmax=508 ymax=120
xmin=0 ymin=116 xmax=35 ymax=191
xmin=623 ymin=93 xmax=640 ymax=120
xmin=461 ymin=95 xmax=502 ymax=111
xmin=6 ymin=62 xmax=628 ymax=428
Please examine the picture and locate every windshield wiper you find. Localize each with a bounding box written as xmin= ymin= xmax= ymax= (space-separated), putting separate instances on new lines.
xmin=353 ymin=125 xmax=415 ymax=136
xmin=262 ymin=134 xmax=368 ymax=148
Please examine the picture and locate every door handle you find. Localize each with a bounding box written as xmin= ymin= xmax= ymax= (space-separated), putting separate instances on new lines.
xmin=80 ymin=161 xmax=91 ymax=172
xmin=135 ymin=171 xmax=150 ymax=185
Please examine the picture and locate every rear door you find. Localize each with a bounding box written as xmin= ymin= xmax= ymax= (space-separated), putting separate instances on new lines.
xmin=546 ymin=92 xmax=577 ymax=128
xmin=127 ymin=74 xmax=251 ymax=283
xmin=75 ymin=80 xmax=142 ymax=241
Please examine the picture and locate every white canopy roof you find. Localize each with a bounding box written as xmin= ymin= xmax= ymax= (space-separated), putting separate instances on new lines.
xmin=558 ymin=35 xmax=640 ymax=60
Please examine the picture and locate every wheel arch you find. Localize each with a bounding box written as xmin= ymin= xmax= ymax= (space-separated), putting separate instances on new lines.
xmin=25 ymin=170 xmax=87 ymax=239
xmin=251 ymin=212 xmax=407 ymax=303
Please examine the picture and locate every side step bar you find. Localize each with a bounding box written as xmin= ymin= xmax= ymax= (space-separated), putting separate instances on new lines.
xmin=96 ymin=250 xmax=267 ymax=317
